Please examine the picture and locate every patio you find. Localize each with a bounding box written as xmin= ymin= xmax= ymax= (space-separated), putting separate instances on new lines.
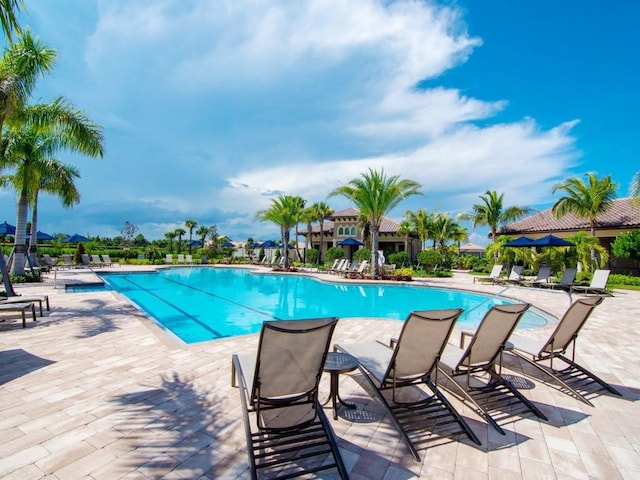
xmin=0 ymin=266 xmax=639 ymax=479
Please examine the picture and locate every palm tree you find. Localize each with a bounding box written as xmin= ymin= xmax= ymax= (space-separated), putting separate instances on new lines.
xmin=2 ymin=102 xmax=103 ymax=275
xmin=300 ymin=207 xmax=315 ymax=250
xmin=196 ymin=225 xmax=209 ymax=249
xmin=630 ymin=170 xmax=640 ymax=207
xmin=552 ymin=173 xmax=617 ymax=237
xmin=164 ymin=231 xmax=177 ymax=253
xmin=185 ymin=219 xmax=197 ymax=252
xmin=406 ymin=208 xmax=436 ymax=251
xmin=174 ymin=228 xmax=186 ymax=253
xmin=330 ymin=168 xmax=422 ymax=277
xmin=566 ymin=231 xmax=609 ymax=273
xmin=0 ymin=0 xmax=24 ymax=43
xmin=310 ymin=201 xmax=334 ymax=262
xmin=459 ymin=190 xmax=533 ymax=244
xmin=255 ymin=194 xmax=305 ymax=269
xmin=397 ymin=220 xmax=415 ymax=259
xmin=291 ymin=196 xmax=306 ymax=262
xmin=552 ymin=173 xmax=617 ymax=266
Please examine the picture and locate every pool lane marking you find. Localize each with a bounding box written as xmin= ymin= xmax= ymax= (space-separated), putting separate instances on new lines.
xmin=114 ymin=275 xmax=228 ymax=339
xmin=160 ymin=275 xmax=281 ymax=320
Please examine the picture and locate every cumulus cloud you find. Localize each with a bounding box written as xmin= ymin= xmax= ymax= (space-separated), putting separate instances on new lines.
xmin=21 ymin=0 xmax=581 ymax=241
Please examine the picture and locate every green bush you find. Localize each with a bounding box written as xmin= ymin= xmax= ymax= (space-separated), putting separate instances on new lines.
xmin=417 ymin=249 xmax=442 ymax=269
xmin=324 ymin=247 xmax=344 ymax=262
xmin=354 ymin=248 xmax=371 ymax=262
xmin=388 ymin=251 xmax=409 ymax=267
xmin=305 ymin=248 xmax=319 ymax=264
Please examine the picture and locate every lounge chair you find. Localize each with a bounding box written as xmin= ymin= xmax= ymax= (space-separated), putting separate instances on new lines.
xmin=165 ymin=254 xmax=173 ymax=264
xmin=231 ymin=317 xmax=348 ymax=479
xmin=101 ymin=254 xmax=119 ymax=267
xmin=335 ymin=309 xmax=481 ymax=461
xmin=329 ymin=258 xmax=346 ymax=274
xmin=0 ymin=294 xmax=50 ymax=317
xmin=80 ymin=254 xmax=91 ymax=267
xmin=438 ymin=303 xmax=548 ymax=434
xmin=509 ymin=296 xmax=621 ymax=405
xmin=60 ymin=254 xmax=74 ymax=269
xmin=42 ymin=254 xmax=57 ymax=269
xmin=177 ymin=254 xmax=185 ymax=264
xmin=570 ymin=269 xmax=611 ymax=295
xmin=520 ymin=266 xmax=552 ymax=287
xmin=497 ymin=265 xmax=524 ymax=285
xmin=185 ymin=254 xmax=193 ymax=264
xmin=539 ymin=268 xmax=577 ymax=290
xmin=0 ymin=302 xmax=37 ymax=328
xmin=91 ymin=254 xmax=103 ymax=267
xmin=474 ymin=264 xmax=503 ymax=284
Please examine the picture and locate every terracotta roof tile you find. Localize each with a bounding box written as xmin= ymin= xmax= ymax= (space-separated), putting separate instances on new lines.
xmin=500 ymin=198 xmax=640 ymax=234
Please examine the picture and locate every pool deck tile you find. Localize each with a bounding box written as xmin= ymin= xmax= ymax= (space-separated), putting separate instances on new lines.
xmin=1 ymin=265 xmax=639 ymax=479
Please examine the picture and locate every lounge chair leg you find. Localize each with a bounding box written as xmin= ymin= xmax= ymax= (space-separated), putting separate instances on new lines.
xmin=557 ymin=354 xmax=623 ymax=397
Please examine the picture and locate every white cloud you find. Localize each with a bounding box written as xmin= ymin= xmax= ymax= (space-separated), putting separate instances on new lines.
xmin=19 ymin=0 xmax=582 ymax=241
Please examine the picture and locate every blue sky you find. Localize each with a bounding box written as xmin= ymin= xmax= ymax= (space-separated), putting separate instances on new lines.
xmin=1 ymin=0 xmax=638 ymax=245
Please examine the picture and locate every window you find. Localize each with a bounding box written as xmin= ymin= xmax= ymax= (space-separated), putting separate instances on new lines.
xmin=351 ymin=226 xmax=357 ymax=235
xmin=338 ymin=227 xmax=344 ymax=235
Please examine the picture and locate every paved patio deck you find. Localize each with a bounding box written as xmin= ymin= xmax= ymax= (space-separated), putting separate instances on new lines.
xmin=1 ymin=266 xmax=639 ymax=479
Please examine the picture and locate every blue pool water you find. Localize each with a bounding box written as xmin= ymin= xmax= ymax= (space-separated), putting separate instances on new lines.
xmin=81 ymin=267 xmax=550 ymax=344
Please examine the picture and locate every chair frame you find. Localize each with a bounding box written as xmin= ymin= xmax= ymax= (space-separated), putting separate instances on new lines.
xmin=438 ymin=303 xmax=548 ymax=435
xmin=510 ymin=296 xmax=621 ymax=406
xmin=231 ymin=318 xmax=348 ymax=480
xmin=336 ymin=309 xmax=481 ymax=461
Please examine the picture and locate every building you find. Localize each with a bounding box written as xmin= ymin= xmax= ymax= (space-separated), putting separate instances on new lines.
xmin=499 ymin=197 xmax=640 ymax=275
xmin=304 ymin=208 xmax=421 ymax=260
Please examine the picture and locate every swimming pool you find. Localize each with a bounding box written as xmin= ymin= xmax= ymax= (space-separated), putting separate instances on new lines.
xmin=87 ymin=267 xmax=550 ymax=344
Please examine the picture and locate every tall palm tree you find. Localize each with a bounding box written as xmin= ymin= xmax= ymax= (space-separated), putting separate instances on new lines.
xmin=2 ymin=103 xmax=103 ymax=275
xmin=397 ymin=220 xmax=415 ymax=259
xmin=291 ymin=196 xmax=306 ymax=262
xmin=459 ymin=190 xmax=533 ymax=243
xmin=255 ymin=194 xmax=305 ymax=269
xmin=406 ymin=208 xmax=436 ymax=251
xmin=185 ymin=219 xmax=197 ymax=252
xmin=164 ymin=231 xmax=177 ymax=253
xmin=310 ymin=201 xmax=334 ymax=262
xmin=552 ymin=173 xmax=617 ymax=237
xmin=196 ymin=225 xmax=209 ymax=249
xmin=174 ymin=228 xmax=186 ymax=253
xmin=552 ymin=172 xmax=617 ymax=266
xmin=330 ymin=168 xmax=422 ymax=277
xmin=630 ymin=170 xmax=640 ymax=207
xmin=0 ymin=0 xmax=24 ymax=43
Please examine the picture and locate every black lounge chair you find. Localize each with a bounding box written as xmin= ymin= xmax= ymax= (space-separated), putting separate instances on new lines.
xmin=232 ymin=317 xmax=348 ymax=479
xmin=509 ymin=296 xmax=621 ymax=406
xmin=438 ymin=303 xmax=548 ymax=435
xmin=336 ymin=309 xmax=481 ymax=461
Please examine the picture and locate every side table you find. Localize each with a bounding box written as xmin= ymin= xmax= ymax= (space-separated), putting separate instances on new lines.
xmin=323 ymin=351 xmax=359 ymax=420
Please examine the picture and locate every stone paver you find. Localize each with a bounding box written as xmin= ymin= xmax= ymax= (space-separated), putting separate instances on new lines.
xmin=1 ymin=266 xmax=639 ymax=479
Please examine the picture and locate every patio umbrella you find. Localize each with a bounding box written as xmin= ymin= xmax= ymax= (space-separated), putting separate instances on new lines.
xmin=26 ymin=231 xmax=53 ymax=241
xmin=221 ymin=241 xmax=235 ymax=248
xmin=62 ymin=233 xmax=89 ymax=243
xmin=188 ymin=240 xmax=202 ymax=247
xmin=530 ymin=234 xmax=574 ymax=247
xmin=0 ymin=221 xmax=16 ymax=235
xmin=504 ymin=236 xmax=535 ymax=247
xmin=337 ymin=237 xmax=364 ymax=246
xmin=258 ymin=240 xmax=279 ymax=248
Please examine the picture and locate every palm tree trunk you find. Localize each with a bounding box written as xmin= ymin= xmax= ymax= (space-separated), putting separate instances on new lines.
xmin=319 ymin=220 xmax=325 ymax=263
xmin=0 ymin=254 xmax=16 ymax=295
xmin=371 ymin=225 xmax=379 ymax=278
xmin=29 ymin=191 xmax=39 ymax=266
xmin=282 ymin=227 xmax=290 ymax=269
xmin=11 ymin=191 xmax=28 ymax=275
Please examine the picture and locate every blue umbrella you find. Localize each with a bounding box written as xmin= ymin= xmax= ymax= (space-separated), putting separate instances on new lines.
xmin=62 ymin=233 xmax=89 ymax=243
xmin=338 ymin=237 xmax=364 ymax=246
xmin=530 ymin=234 xmax=574 ymax=247
xmin=0 ymin=221 xmax=16 ymax=235
xmin=258 ymin=240 xmax=279 ymax=248
xmin=221 ymin=241 xmax=235 ymax=248
xmin=26 ymin=231 xmax=53 ymax=241
xmin=188 ymin=240 xmax=202 ymax=247
xmin=504 ymin=236 xmax=535 ymax=247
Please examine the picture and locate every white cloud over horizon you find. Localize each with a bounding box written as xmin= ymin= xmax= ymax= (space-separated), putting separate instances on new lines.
xmin=10 ymin=0 xmax=583 ymax=244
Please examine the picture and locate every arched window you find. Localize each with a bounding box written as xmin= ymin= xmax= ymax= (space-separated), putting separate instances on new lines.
xmin=338 ymin=227 xmax=344 ymax=235
xmin=350 ymin=226 xmax=357 ymax=235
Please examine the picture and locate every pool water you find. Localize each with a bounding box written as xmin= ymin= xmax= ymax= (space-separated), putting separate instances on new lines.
xmin=88 ymin=267 xmax=550 ymax=344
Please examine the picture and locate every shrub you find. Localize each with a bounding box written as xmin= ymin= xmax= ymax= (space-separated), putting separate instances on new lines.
xmin=417 ymin=249 xmax=442 ymax=269
xmin=73 ymin=243 xmax=86 ymax=264
xmin=305 ymin=248 xmax=319 ymax=264
xmin=388 ymin=251 xmax=410 ymax=267
xmin=354 ymin=248 xmax=371 ymax=262
xmin=324 ymin=247 xmax=344 ymax=262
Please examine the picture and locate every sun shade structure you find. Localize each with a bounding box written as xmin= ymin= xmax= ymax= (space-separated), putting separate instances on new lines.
xmin=231 ymin=317 xmax=348 ymax=479
xmin=509 ymin=296 xmax=621 ymax=405
xmin=530 ymin=234 xmax=574 ymax=247
xmin=0 ymin=221 xmax=16 ymax=235
xmin=438 ymin=303 xmax=548 ymax=435
xmin=504 ymin=236 xmax=535 ymax=247
xmin=26 ymin=231 xmax=53 ymax=241
xmin=336 ymin=308 xmax=481 ymax=461
xmin=337 ymin=237 xmax=364 ymax=246
xmin=62 ymin=233 xmax=89 ymax=243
